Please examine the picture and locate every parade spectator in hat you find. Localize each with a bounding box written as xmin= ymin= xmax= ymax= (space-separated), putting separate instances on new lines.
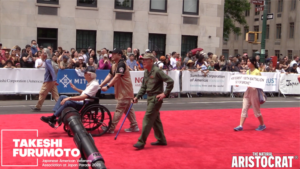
xmin=185 ymin=60 xmax=196 ymax=71
xmin=75 ymin=56 xmax=87 ymax=71
xmin=183 ymin=51 xmax=196 ymax=67
xmin=60 ymin=55 xmax=71 ymax=69
xmin=98 ymin=54 xmax=111 ymax=70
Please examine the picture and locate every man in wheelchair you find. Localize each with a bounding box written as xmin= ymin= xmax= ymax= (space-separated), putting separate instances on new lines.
xmin=40 ymin=66 xmax=100 ymax=128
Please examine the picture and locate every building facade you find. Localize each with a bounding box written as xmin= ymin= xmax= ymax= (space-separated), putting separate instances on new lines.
xmin=222 ymin=0 xmax=300 ymax=60
xmin=0 ymin=0 xmax=224 ymax=57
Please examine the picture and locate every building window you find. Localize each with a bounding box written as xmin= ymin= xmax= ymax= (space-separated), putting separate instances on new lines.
xmin=37 ymin=28 xmax=58 ymax=51
xmin=245 ymin=9 xmax=250 ymax=17
xmin=150 ymin=0 xmax=167 ymax=13
xmin=275 ymin=50 xmax=280 ymax=57
xmin=288 ymin=50 xmax=293 ymax=59
xmin=291 ymin=0 xmax=296 ymax=10
xmin=267 ymin=0 xmax=271 ymax=13
xmin=277 ymin=0 xmax=283 ymax=13
xmin=234 ymin=49 xmax=238 ymax=56
xmin=265 ymin=50 xmax=268 ymax=57
xmin=266 ymin=25 xmax=269 ymax=39
xmin=77 ymin=0 xmax=97 ymax=7
xmin=181 ymin=36 xmax=198 ymax=57
xmin=254 ymin=26 xmax=259 ymax=40
xmin=255 ymin=5 xmax=260 ymax=15
xmin=115 ymin=0 xmax=133 ymax=10
xmin=113 ymin=32 xmax=132 ymax=50
xmin=244 ymin=26 xmax=249 ymax=40
xmin=243 ymin=49 xmax=248 ymax=55
xmin=289 ymin=23 xmax=294 ymax=39
xmin=222 ymin=49 xmax=229 ymax=60
xmin=37 ymin=0 xmax=59 ymax=4
xmin=234 ymin=33 xmax=239 ymax=40
xmin=183 ymin=0 xmax=199 ymax=15
xmin=276 ymin=24 xmax=281 ymax=39
xmin=76 ymin=30 xmax=96 ymax=52
xmin=148 ymin=34 xmax=166 ymax=57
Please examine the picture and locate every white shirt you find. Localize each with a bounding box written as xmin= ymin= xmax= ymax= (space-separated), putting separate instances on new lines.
xmin=35 ymin=58 xmax=45 ymax=68
xmin=297 ymin=67 xmax=300 ymax=74
xmin=170 ymin=57 xmax=177 ymax=68
xmin=81 ymin=79 xmax=100 ymax=98
xmin=83 ymin=54 xmax=87 ymax=63
xmin=290 ymin=60 xmax=297 ymax=67
xmin=155 ymin=61 xmax=164 ymax=69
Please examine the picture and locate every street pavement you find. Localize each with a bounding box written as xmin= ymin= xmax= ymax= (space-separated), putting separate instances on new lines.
xmin=0 ymin=97 xmax=299 ymax=115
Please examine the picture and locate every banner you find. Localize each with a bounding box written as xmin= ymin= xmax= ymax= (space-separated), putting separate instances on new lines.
xmin=279 ymin=74 xmax=300 ymax=94
xmin=164 ymin=70 xmax=180 ymax=93
xmin=182 ymin=71 xmax=231 ymax=92
xmin=232 ymin=72 xmax=279 ymax=92
xmin=0 ymin=68 xmax=44 ymax=94
xmin=129 ymin=71 xmax=145 ymax=94
xmin=57 ymin=69 xmax=114 ymax=94
xmin=230 ymin=75 xmax=266 ymax=89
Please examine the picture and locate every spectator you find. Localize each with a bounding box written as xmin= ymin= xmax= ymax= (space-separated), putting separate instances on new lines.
xmin=87 ymin=46 xmax=92 ymax=59
xmin=287 ymin=63 xmax=298 ymax=74
xmin=208 ymin=61 xmax=215 ymax=71
xmin=290 ymin=56 xmax=299 ymax=67
xmin=99 ymin=48 xmax=108 ymax=61
xmin=185 ymin=60 xmax=196 ymax=71
xmin=258 ymin=63 xmax=266 ymax=72
xmin=87 ymin=57 xmax=98 ymax=69
xmin=31 ymin=40 xmax=38 ymax=56
xmin=10 ymin=49 xmax=20 ymax=66
xmin=162 ymin=58 xmax=173 ymax=70
xmin=183 ymin=51 xmax=195 ymax=66
xmin=47 ymin=46 xmax=53 ymax=58
xmin=152 ymin=50 xmax=157 ymax=59
xmin=70 ymin=48 xmax=75 ymax=54
xmin=89 ymin=49 xmax=98 ymax=64
xmin=297 ymin=64 xmax=300 ymax=74
xmin=265 ymin=62 xmax=276 ymax=72
xmin=212 ymin=55 xmax=220 ymax=71
xmin=15 ymin=63 xmax=21 ymax=68
xmin=21 ymin=45 xmax=36 ymax=68
xmin=133 ymin=49 xmax=140 ymax=60
xmin=96 ymin=49 xmax=101 ymax=61
xmin=207 ymin=52 xmax=213 ymax=59
xmin=0 ymin=43 xmax=4 ymax=58
xmin=14 ymin=45 xmax=21 ymax=58
xmin=196 ymin=55 xmax=208 ymax=73
xmin=136 ymin=55 xmax=144 ymax=71
xmin=81 ymin=49 xmax=87 ymax=63
xmin=98 ymin=54 xmax=111 ymax=70
xmin=57 ymin=47 xmax=63 ymax=56
xmin=170 ymin=51 xmax=177 ymax=68
xmin=174 ymin=61 xmax=184 ymax=70
xmin=1 ymin=48 xmax=11 ymax=64
xmin=35 ymin=53 xmax=46 ymax=68
xmin=60 ymin=55 xmax=71 ymax=69
xmin=218 ymin=55 xmax=226 ymax=70
xmin=278 ymin=59 xmax=289 ymax=72
xmin=145 ymin=49 xmax=151 ymax=53
xmin=75 ymin=56 xmax=87 ymax=71
xmin=239 ymin=60 xmax=248 ymax=74
xmin=126 ymin=53 xmax=138 ymax=71
xmin=51 ymin=55 xmax=59 ymax=75
xmin=35 ymin=50 xmax=42 ymax=59
xmin=154 ymin=56 xmax=164 ymax=69
xmin=71 ymin=51 xmax=79 ymax=63
xmin=127 ymin=47 xmax=132 ymax=56
xmin=3 ymin=60 xmax=15 ymax=68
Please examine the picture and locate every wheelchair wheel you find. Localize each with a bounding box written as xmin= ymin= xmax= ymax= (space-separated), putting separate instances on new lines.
xmin=81 ymin=104 xmax=112 ymax=137
xmin=63 ymin=124 xmax=69 ymax=132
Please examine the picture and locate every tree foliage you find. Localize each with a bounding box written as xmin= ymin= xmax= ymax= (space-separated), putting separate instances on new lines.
xmin=223 ymin=0 xmax=251 ymax=40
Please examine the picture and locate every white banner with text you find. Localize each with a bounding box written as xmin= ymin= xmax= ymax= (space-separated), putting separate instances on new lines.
xmin=279 ymin=74 xmax=300 ymax=94
xmin=182 ymin=71 xmax=231 ymax=92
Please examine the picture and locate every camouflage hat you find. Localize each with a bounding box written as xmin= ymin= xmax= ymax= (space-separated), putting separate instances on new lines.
xmin=141 ymin=53 xmax=155 ymax=60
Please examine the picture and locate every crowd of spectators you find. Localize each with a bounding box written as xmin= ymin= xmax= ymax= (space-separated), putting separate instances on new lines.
xmin=0 ymin=41 xmax=299 ymax=75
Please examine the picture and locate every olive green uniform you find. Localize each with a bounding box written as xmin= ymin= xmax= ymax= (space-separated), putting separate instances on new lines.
xmin=136 ymin=65 xmax=174 ymax=145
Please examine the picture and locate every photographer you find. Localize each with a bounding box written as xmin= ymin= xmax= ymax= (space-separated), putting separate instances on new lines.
xmin=21 ymin=45 xmax=36 ymax=68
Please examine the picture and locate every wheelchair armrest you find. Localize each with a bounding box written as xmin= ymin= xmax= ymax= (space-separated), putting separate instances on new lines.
xmin=87 ymin=95 xmax=99 ymax=100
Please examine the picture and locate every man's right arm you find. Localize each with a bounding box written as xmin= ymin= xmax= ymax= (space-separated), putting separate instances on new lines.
xmin=99 ymin=73 xmax=112 ymax=88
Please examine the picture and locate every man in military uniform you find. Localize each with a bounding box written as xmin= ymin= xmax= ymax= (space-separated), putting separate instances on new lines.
xmin=132 ymin=53 xmax=174 ymax=149
xmin=100 ymin=48 xmax=139 ymax=133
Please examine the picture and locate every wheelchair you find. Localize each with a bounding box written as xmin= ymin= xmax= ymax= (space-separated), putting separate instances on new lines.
xmin=56 ymin=89 xmax=112 ymax=137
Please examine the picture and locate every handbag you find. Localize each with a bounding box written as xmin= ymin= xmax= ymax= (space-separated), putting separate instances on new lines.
xmin=257 ymin=88 xmax=267 ymax=104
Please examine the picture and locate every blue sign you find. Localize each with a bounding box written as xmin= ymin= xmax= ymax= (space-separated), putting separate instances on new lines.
xmin=57 ymin=69 xmax=114 ymax=94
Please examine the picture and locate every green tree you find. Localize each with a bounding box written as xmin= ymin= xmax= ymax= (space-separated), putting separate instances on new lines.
xmin=223 ymin=0 xmax=251 ymax=40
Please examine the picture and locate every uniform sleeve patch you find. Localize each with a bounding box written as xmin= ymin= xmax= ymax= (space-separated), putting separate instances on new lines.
xmin=119 ymin=67 xmax=124 ymax=73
